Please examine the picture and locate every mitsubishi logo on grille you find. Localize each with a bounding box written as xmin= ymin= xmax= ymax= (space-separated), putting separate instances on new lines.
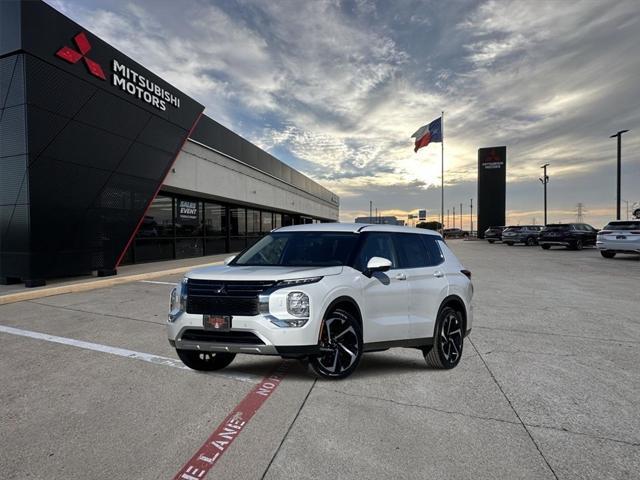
xmin=214 ymin=285 xmax=227 ymax=295
xmin=55 ymin=32 xmax=106 ymax=80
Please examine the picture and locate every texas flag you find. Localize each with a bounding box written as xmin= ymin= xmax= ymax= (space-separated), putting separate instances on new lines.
xmin=411 ymin=117 xmax=442 ymax=153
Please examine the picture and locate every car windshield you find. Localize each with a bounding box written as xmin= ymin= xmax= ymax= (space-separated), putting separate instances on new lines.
xmin=232 ymin=232 xmax=360 ymax=266
xmin=545 ymin=224 xmax=571 ymax=231
xmin=603 ymin=221 xmax=640 ymax=230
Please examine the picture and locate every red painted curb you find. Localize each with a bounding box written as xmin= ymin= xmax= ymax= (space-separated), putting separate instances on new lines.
xmin=173 ymin=361 xmax=290 ymax=480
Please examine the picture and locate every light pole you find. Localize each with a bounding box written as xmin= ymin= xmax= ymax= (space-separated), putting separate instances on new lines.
xmin=369 ymin=200 xmax=373 ymax=223
xmin=470 ymin=199 xmax=473 ymax=235
xmin=623 ymin=200 xmax=629 ymax=220
xmin=539 ymin=163 xmax=550 ymax=225
xmin=453 ymin=206 xmax=456 ymax=230
xmin=610 ymin=130 xmax=629 ymax=220
xmin=460 ymin=203 xmax=463 ymax=229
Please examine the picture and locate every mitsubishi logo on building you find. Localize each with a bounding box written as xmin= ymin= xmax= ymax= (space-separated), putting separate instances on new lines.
xmin=55 ymin=32 xmax=106 ymax=80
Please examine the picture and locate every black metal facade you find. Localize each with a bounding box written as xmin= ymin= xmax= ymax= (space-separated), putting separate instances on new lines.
xmin=477 ymin=146 xmax=507 ymax=239
xmin=0 ymin=0 xmax=203 ymax=284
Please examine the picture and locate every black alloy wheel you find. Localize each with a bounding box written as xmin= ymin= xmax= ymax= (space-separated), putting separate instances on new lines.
xmin=572 ymin=239 xmax=584 ymax=250
xmin=176 ymin=349 xmax=236 ymax=371
xmin=424 ymin=306 xmax=464 ymax=369
xmin=309 ymin=308 xmax=363 ymax=379
xmin=601 ymin=250 xmax=616 ymax=258
xmin=526 ymin=237 xmax=536 ymax=246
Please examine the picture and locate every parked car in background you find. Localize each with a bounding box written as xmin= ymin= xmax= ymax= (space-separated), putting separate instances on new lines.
xmin=539 ymin=223 xmax=598 ymax=250
xmin=596 ymin=220 xmax=640 ymax=258
xmin=443 ymin=228 xmax=469 ymax=239
xmin=484 ymin=226 xmax=505 ymax=243
xmin=502 ymin=225 xmax=544 ymax=246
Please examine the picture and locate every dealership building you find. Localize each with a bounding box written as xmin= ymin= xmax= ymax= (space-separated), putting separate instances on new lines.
xmin=0 ymin=0 xmax=339 ymax=287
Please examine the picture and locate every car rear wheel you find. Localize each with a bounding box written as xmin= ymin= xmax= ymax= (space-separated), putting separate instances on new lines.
xmin=601 ymin=250 xmax=616 ymax=258
xmin=309 ymin=308 xmax=363 ymax=380
xmin=488 ymin=240 xmax=495 ymax=244
xmin=572 ymin=239 xmax=584 ymax=250
xmin=541 ymin=244 xmax=551 ymax=250
xmin=424 ymin=306 xmax=464 ymax=369
xmin=176 ymin=349 xmax=236 ymax=371
xmin=526 ymin=237 xmax=536 ymax=246
xmin=505 ymin=242 xmax=514 ymax=246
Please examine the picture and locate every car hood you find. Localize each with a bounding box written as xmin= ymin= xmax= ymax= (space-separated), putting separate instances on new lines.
xmin=185 ymin=264 xmax=344 ymax=281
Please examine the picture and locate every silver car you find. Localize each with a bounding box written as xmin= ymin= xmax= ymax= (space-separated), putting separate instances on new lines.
xmin=596 ymin=220 xmax=640 ymax=258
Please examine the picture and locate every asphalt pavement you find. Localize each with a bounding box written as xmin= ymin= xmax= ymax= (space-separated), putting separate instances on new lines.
xmin=0 ymin=241 xmax=638 ymax=479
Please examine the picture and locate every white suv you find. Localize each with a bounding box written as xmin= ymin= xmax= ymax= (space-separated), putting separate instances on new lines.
xmin=168 ymin=223 xmax=473 ymax=379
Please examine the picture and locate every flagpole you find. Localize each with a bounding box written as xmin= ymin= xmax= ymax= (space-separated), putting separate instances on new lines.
xmin=441 ymin=110 xmax=444 ymax=233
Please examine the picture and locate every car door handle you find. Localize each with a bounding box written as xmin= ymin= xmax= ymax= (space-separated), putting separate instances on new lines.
xmin=394 ymin=273 xmax=407 ymax=280
xmin=433 ymin=270 xmax=444 ymax=278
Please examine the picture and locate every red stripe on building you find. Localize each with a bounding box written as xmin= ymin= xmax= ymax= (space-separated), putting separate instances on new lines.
xmin=172 ymin=361 xmax=290 ymax=480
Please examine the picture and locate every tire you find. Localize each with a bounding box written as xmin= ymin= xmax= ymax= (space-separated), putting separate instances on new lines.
xmin=505 ymin=242 xmax=514 ymax=246
xmin=424 ymin=306 xmax=464 ymax=369
xmin=309 ymin=308 xmax=363 ymax=379
xmin=488 ymin=240 xmax=495 ymax=244
xmin=176 ymin=349 xmax=236 ymax=371
xmin=541 ymin=244 xmax=551 ymax=250
xmin=572 ymin=239 xmax=583 ymax=250
xmin=601 ymin=250 xmax=616 ymax=258
xmin=526 ymin=237 xmax=536 ymax=246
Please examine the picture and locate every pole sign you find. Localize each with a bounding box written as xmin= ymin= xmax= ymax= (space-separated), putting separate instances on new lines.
xmin=477 ymin=147 xmax=506 ymax=238
xmin=418 ymin=210 xmax=427 ymax=221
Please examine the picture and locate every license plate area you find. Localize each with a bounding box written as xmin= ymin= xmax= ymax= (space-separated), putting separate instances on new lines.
xmin=203 ymin=315 xmax=232 ymax=331
xmin=616 ymin=235 xmax=627 ymax=240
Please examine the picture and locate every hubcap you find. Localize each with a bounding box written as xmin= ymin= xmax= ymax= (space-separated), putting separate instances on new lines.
xmin=440 ymin=313 xmax=462 ymax=363
xmin=318 ymin=316 xmax=359 ymax=374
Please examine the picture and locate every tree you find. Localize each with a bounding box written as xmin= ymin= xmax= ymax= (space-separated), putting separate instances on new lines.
xmin=417 ymin=221 xmax=442 ymax=230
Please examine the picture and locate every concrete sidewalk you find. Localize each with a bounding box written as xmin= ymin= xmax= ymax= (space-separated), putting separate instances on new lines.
xmin=0 ymin=253 xmax=235 ymax=305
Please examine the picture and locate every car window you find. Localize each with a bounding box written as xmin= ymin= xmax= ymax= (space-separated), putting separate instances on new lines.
xmin=422 ymin=236 xmax=445 ymax=266
xmin=604 ymin=221 xmax=640 ymax=230
xmin=394 ymin=233 xmax=430 ymax=268
xmin=354 ymin=233 xmax=398 ymax=271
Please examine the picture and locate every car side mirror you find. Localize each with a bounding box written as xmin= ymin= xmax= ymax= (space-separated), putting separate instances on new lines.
xmin=223 ymin=255 xmax=236 ymax=265
xmin=365 ymin=256 xmax=392 ymax=277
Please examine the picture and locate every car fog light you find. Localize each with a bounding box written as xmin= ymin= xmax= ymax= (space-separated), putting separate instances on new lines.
xmin=287 ymin=292 xmax=309 ymax=317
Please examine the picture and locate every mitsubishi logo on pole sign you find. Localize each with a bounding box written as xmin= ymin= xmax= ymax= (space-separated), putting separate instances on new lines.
xmin=55 ymin=31 xmax=181 ymax=112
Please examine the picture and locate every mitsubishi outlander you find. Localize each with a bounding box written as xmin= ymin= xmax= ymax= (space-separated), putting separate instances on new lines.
xmin=168 ymin=224 xmax=473 ymax=379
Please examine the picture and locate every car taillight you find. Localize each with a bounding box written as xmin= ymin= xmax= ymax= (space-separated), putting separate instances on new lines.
xmin=461 ymin=269 xmax=472 ymax=279
xmin=599 ymin=230 xmax=612 ymax=234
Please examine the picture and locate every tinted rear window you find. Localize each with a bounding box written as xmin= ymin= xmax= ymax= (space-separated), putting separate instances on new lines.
xmin=604 ymin=222 xmax=640 ymax=230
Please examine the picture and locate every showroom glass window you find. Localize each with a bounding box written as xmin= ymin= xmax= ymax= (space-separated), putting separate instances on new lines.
xmin=261 ymin=212 xmax=273 ymax=232
xmin=134 ymin=195 xmax=174 ymax=262
xmin=229 ymin=207 xmax=247 ymax=251
xmin=204 ymin=202 xmax=227 ymax=255
xmin=274 ymin=213 xmax=282 ymax=229
xmin=175 ymin=198 xmax=203 ymax=258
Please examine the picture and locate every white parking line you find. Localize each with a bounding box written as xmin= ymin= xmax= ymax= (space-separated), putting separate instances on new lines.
xmin=139 ymin=280 xmax=177 ymax=286
xmin=0 ymin=324 xmax=257 ymax=383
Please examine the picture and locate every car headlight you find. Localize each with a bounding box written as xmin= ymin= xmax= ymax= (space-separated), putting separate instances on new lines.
xmin=168 ymin=278 xmax=188 ymax=322
xmin=277 ymin=276 xmax=322 ymax=287
xmin=287 ymin=291 xmax=309 ymax=317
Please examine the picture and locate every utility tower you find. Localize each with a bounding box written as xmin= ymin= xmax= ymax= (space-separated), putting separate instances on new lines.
xmin=575 ymin=203 xmax=586 ymax=222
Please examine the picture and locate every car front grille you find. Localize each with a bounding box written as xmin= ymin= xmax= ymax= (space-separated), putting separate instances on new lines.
xmin=180 ymin=329 xmax=265 ymax=345
xmin=185 ymin=279 xmax=276 ymax=316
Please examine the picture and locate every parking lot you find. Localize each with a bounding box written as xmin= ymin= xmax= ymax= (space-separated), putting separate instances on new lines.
xmin=1 ymin=240 xmax=638 ymax=480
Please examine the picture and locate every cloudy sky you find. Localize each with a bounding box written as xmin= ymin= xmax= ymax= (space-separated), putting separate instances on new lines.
xmin=48 ymin=0 xmax=640 ymax=227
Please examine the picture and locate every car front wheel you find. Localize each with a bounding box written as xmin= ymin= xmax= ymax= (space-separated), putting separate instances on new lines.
xmin=424 ymin=306 xmax=464 ymax=369
xmin=309 ymin=308 xmax=363 ymax=379
xmin=526 ymin=237 xmax=536 ymax=246
xmin=176 ymin=349 xmax=236 ymax=371
xmin=601 ymin=250 xmax=616 ymax=258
